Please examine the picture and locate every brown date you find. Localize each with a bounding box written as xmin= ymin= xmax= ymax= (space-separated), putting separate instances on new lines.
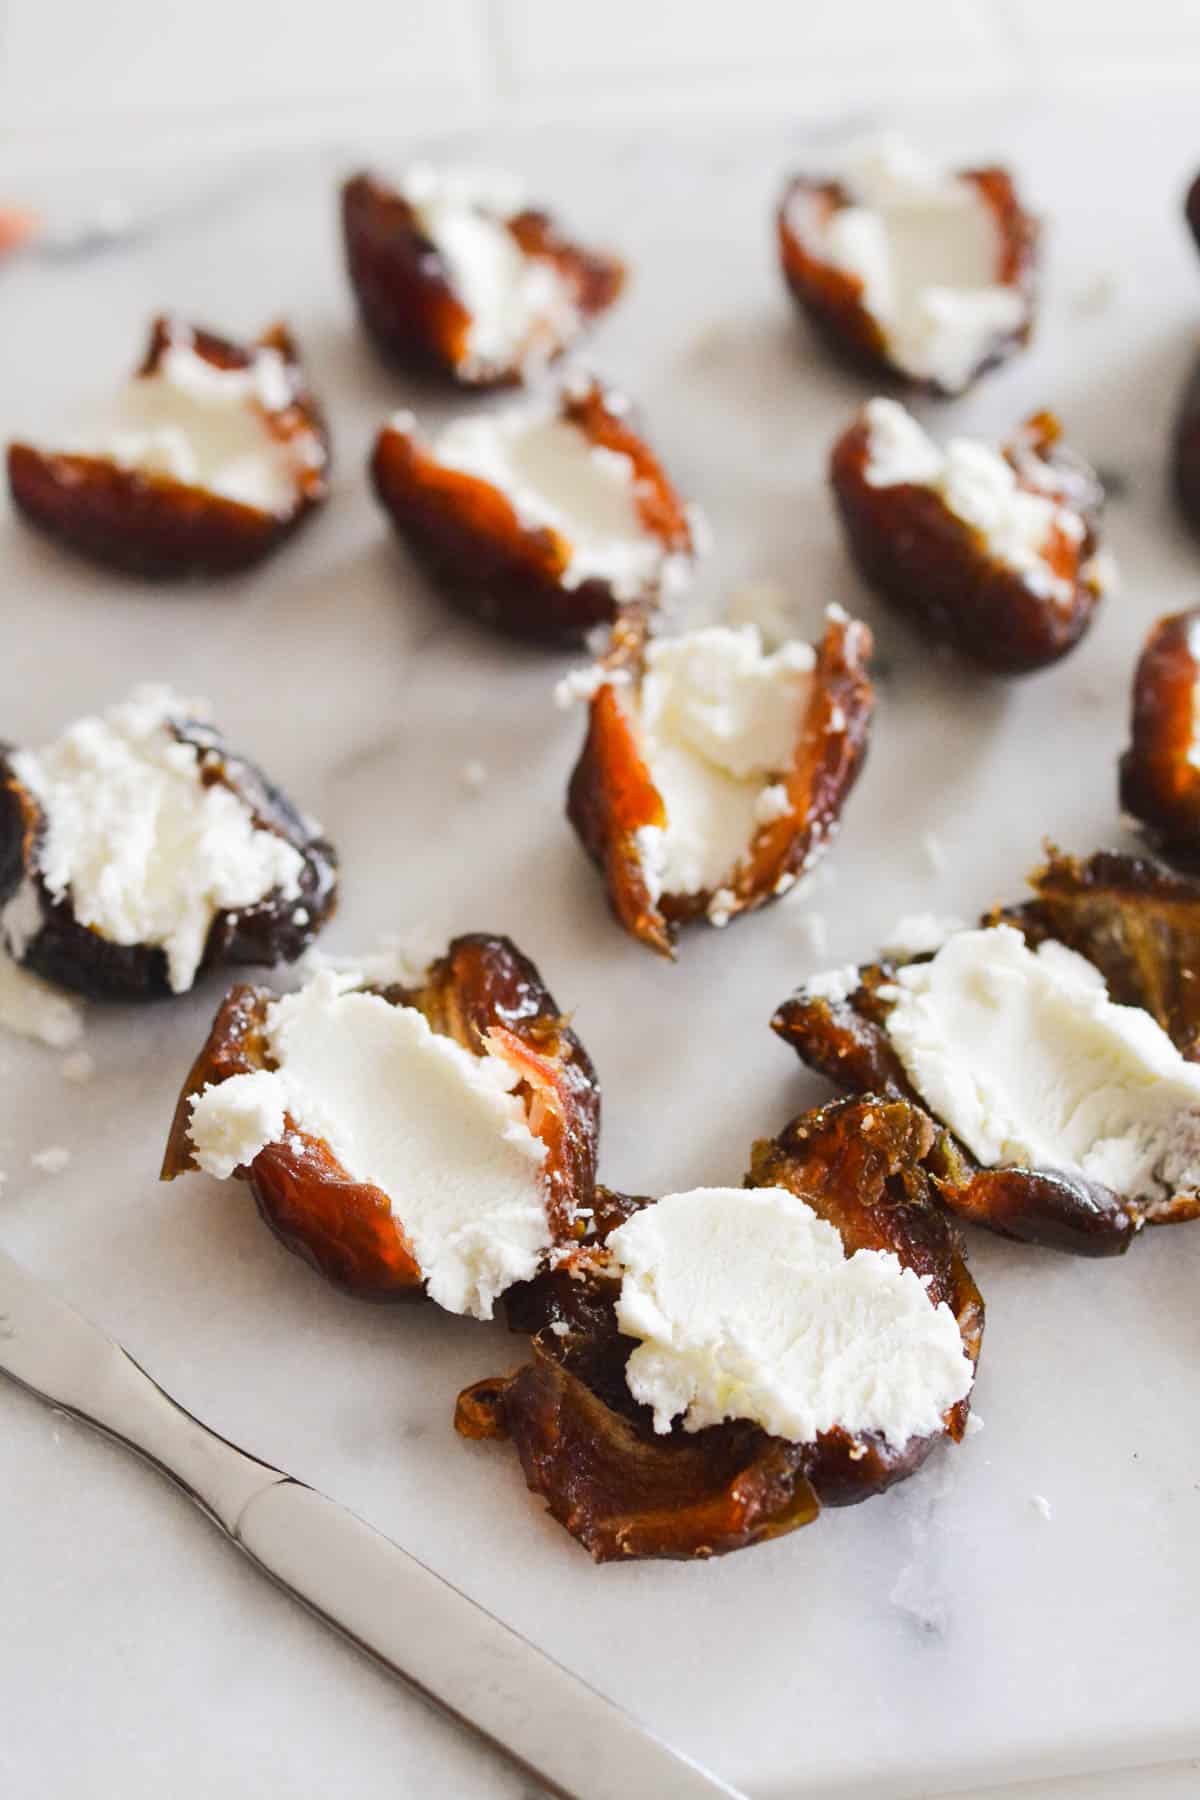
xmin=7 ymin=318 xmax=329 ymax=579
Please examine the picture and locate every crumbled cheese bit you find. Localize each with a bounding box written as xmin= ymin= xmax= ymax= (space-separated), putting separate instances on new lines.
xmin=31 ymin=1146 xmax=71 ymax=1175
xmin=753 ymin=782 xmax=792 ymax=826
xmin=607 ymin=1186 xmax=973 ymax=1447
xmin=803 ymin=963 xmax=860 ymax=1003
xmin=0 ymin=948 xmax=84 ymax=1048
xmin=707 ymin=887 xmax=736 ymax=927
xmin=553 ymin=663 xmax=630 ymax=709
xmin=460 ymin=759 xmax=488 ymax=791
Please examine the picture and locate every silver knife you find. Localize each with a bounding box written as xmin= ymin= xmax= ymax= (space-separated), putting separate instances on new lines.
xmin=0 ymin=1249 xmax=743 ymax=1800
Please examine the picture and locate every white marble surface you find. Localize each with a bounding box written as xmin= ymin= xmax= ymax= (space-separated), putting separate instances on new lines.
xmin=2 ymin=94 xmax=1199 ymax=1800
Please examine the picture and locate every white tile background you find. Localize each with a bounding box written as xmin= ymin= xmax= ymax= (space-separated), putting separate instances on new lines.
xmin=1 ymin=0 xmax=1197 ymax=167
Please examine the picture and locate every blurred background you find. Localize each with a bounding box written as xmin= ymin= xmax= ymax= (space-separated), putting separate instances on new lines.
xmin=3 ymin=0 xmax=1196 ymax=175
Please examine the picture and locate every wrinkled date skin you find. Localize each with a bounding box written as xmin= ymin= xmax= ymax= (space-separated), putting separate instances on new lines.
xmin=0 ymin=719 xmax=337 ymax=1002
xmin=7 ymin=320 xmax=329 ymax=579
xmin=775 ymin=846 xmax=1200 ymax=1248
xmin=341 ymin=172 xmax=624 ymax=387
xmin=1120 ymin=609 xmax=1200 ymax=859
xmin=830 ymin=410 xmax=1105 ymax=673
xmin=161 ymin=934 xmax=602 ymax=1300
xmin=777 ymin=167 xmax=1038 ymax=395
xmin=566 ymin=608 xmax=874 ymax=956
xmin=454 ymin=1097 xmax=983 ymax=1563
xmin=370 ymin=380 xmax=693 ymax=645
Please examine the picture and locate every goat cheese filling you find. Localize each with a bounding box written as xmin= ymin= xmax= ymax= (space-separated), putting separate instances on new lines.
xmin=882 ymin=924 xmax=1200 ymax=1205
xmin=5 ymin=685 xmax=305 ymax=993
xmin=861 ymin=398 xmax=1083 ymax=600
xmin=401 ymin=165 xmax=578 ymax=375
xmin=83 ymin=338 xmax=306 ymax=514
xmin=607 ymin=1186 xmax=973 ymax=1447
xmin=808 ymin=136 xmax=1026 ymax=393
xmin=432 ymin=403 xmax=670 ymax=595
xmin=628 ymin=626 xmax=814 ymax=905
xmin=187 ymin=967 xmax=552 ymax=1319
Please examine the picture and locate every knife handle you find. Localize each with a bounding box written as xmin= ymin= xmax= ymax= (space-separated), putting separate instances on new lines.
xmin=236 ymin=1481 xmax=743 ymax=1800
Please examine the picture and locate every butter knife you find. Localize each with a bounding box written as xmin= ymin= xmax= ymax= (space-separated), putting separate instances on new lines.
xmin=0 ymin=1249 xmax=742 ymax=1800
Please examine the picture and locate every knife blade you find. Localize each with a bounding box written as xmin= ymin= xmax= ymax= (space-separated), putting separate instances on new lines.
xmin=0 ymin=1249 xmax=743 ymax=1800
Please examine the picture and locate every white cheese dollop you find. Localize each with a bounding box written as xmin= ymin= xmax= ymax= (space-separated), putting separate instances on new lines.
xmin=432 ymin=405 xmax=673 ymax=598
xmin=401 ymin=165 xmax=578 ymax=376
xmin=883 ymin=924 xmax=1200 ymax=1204
xmin=862 ymin=398 xmax=1083 ymax=599
xmin=85 ymin=339 xmax=306 ymax=514
xmin=607 ymin=1186 xmax=973 ymax=1447
xmin=8 ymin=685 xmax=306 ymax=994
xmin=630 ymin=626 xmax=814 ymax=900
xmin=809 ymin=135 xmax=1026 ymax=393
xmin=188 ymin=967 xmax=552 ymax=1319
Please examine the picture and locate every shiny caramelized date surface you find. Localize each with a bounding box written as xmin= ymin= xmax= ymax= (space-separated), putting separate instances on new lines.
xmin=0 ymin=717 xmax=337 ymax=1002
xmin=830 ymin=410 xmax=1104 ymax=673
xmin=1120 ymin=609 xmax=1200 ymax=859
xmin=7 ymin=319 xmax=329 ymax=579
xmin=455 ymin=1097 xmax=982 ymax=1563
xmin=161 ymin=934 xmax=601 ymax=1299
xmin=566 ymin=608 xmax=874 ymax=956
xmin=370 ymin=380 xmax=693 ymax=646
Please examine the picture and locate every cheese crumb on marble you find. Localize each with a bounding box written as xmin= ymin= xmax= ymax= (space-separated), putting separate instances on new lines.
xmin=607 ymin=1186 xmax=973 ymax=1447
xmin=188 ymin=966 xmax=552 ymax=1319
xmin=31 ymin=1146 xmax=71 ymax=1174
xmin=883 ymin=924 xmax=1200 ymax=1206
xmin=7 ymin=686 xmax=307 ymax=995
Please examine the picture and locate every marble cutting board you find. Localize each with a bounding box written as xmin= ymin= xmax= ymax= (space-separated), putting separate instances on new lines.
xmin=1 ymin=91 xmax=1198 ymax=1800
